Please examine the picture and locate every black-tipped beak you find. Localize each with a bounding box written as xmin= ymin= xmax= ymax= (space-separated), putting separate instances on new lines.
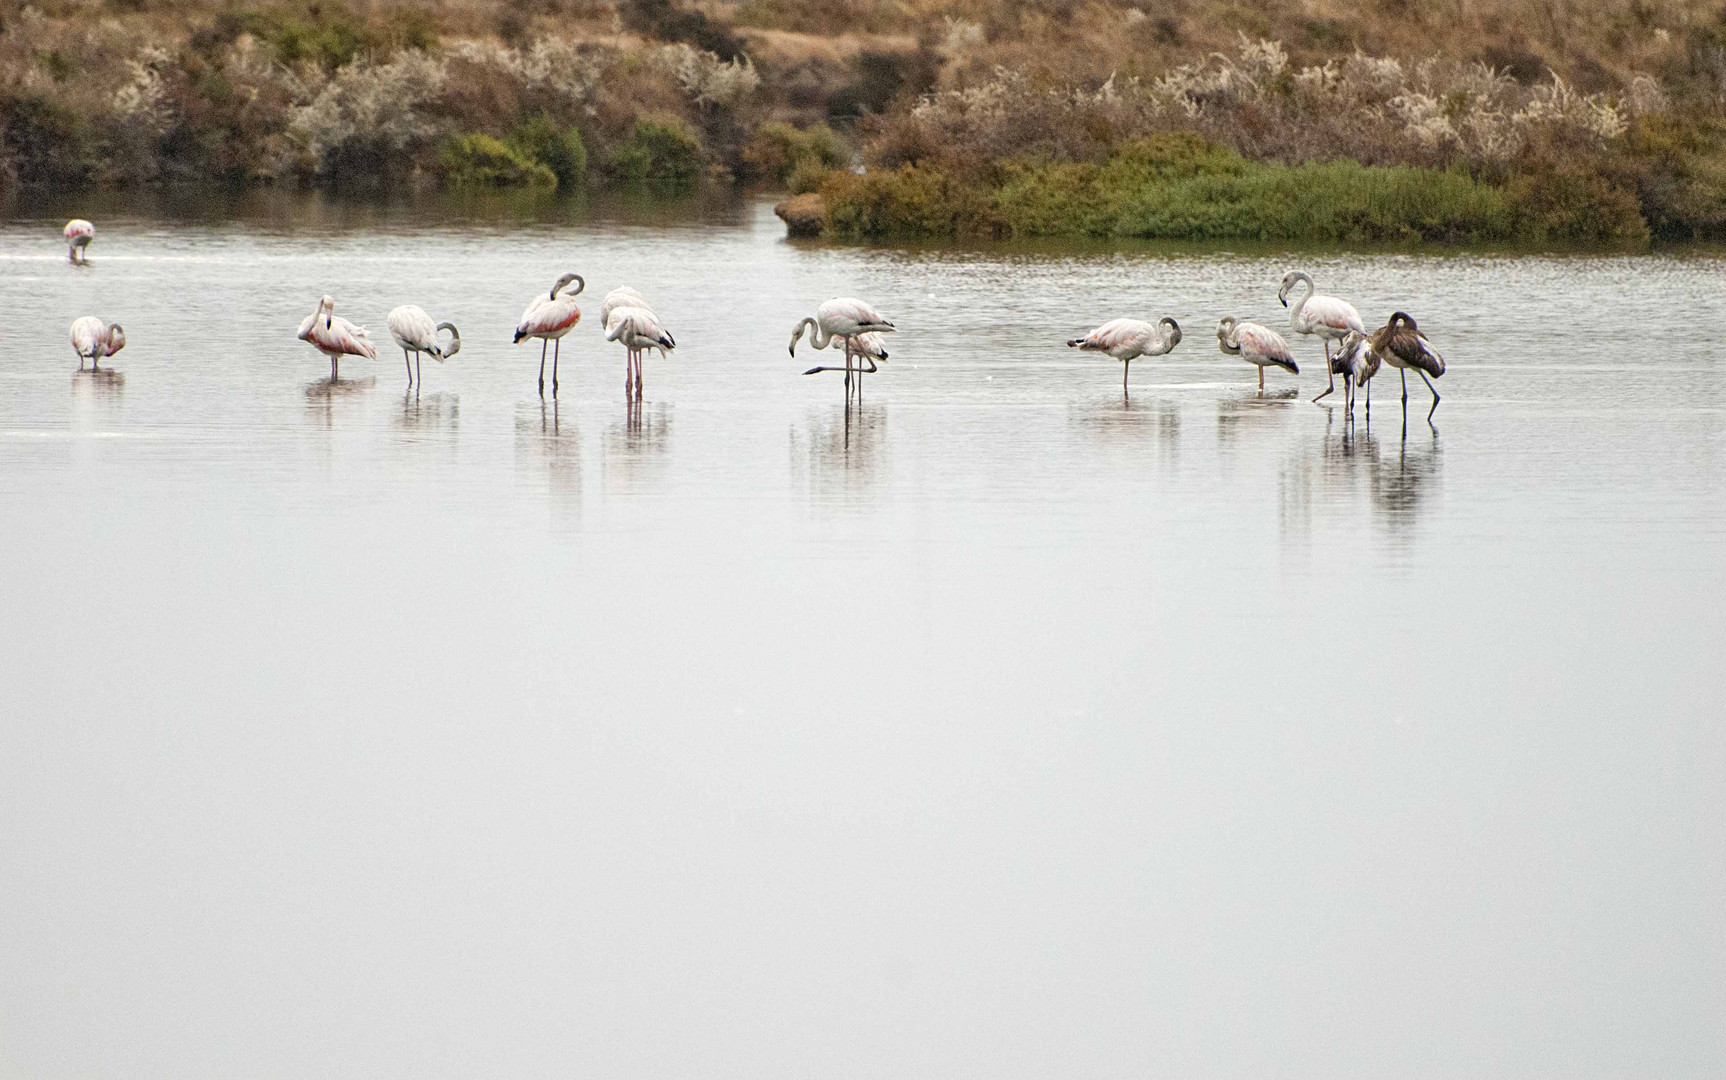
xmin=1279 ymin=297 xmax=1287 ymax=307
xmin=788 ymin=346 xmax=795 ymax=356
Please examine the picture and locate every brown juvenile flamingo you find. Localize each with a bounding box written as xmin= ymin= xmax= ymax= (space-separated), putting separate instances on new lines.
xmin=1370 ymin=311 xmax=1446 ymax=420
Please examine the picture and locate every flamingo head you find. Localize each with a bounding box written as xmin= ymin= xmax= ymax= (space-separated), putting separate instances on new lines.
xmin=1216 ymin=316 xmax=1239 ymax=352
xmin=104 ymin=324 xmax=126 ymax=356
xmin=1159 ymin=317 xmax=1181 ymax=347
xmin=552 ymin=272 xmax=584 ymax=299
xmin=1277 ymin=270 xmax=1304 ymax=306
xmin=319 ymin=294 xmax=336 ymax=329
xmin=1389 ymin=310 xmax=1417 ymax=332
xmin=435 ymin=322 xmax=461 ymax=361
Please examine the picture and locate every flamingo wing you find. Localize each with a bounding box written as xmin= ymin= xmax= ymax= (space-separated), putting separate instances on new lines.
xmin=517 ymin=296 xmax=580 ymax=339
xmin=1072 ymin=318 xmax=1149 ymax=353
xmin=1239 ymin=322 xmax=1298 ymax=370
xmin=64 ymin=219 xmax=93 ymax=241
xmin=315 ymin=316 xmax=377 ymax=360
xmin=820 ymin=297 xmax=893 ymax=334
xmin=388 ymin=305 xmax=437 ymax=352
xmin=1307 ymin=295 xmax=1365 ymax=336
xmin=854 ymin=331 xmax=889 ymax=360
xmin=70 ymin=316 xmax=103 ymax=358
xmin=601 ymin=287 xmax=651 ymax=325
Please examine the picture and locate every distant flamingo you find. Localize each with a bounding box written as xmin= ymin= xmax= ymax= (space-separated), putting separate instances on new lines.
xmin=297 ymin=295 xmax=377 ymax=379
xmin=1331 ymin=330 xmax=1381 ymax=417
xmin=604 ymin=304 xmax=675 ymax=396
xmin=791 ymin=298 xmax=895 ymax=398
xmin=1216 ymin=316 xmax=1298 ymax=390
xmin=1066 ymin=316 xmax=1182 ymax=392
xmin=1278 ymin=270 xmax=1365 ymax=403
xmin=387 ymin=305 xmax=461 ymax=388
xmin=1369 ymin=311 xmax=1446 ymax=420
xmin=64 ymin=219 xmax=93 ymax=264
xmin=513 ymin=272 xmax=584 ymax=396
xmin=70 ymin=316 xmax=125 ymax=369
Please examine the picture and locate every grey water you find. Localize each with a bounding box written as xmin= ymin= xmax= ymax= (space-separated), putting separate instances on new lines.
xmin=1 ymin=192 xmax=1721 ymax=1079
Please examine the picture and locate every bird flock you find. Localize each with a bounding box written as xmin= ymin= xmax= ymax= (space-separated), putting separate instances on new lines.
xmin=57 ymin=219 xmax=1448 ymax=420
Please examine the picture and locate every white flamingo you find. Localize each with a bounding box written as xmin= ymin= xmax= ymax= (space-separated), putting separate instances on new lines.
xmin=604 ymin=305 xmax=675 ymax=396
xmin=1331 ymin=330 xmax=1381 ymax=417
xmin=1216 ymin=316 xmax=1298 ymax=390
xmin=1066 ymin=317 xmax=1182 ymax=392
xmin=1278 ymin=270 xmax=1365 ymax=403
xmin=601 ymin=286 xmax=651 ymax=325
xmin=1369 ymin=311 xmax=1446 ymax=421
xmin=387 ymin=305 xmax=461 ymax=387
xmin=297 ymin=295 xmax=377 ymax=380
xmin=70 ymin=316 xmax=125 ymax=369
xmin=513 ymin=272 xmax=584 ymax=396
xmin=64 ymin=219 xmax=94 ymax=264
xmin=791 ymin=297 xmax=896 ymax=397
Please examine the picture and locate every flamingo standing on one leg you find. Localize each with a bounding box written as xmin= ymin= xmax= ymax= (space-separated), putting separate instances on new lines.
xmin=514 ymin=273 xmax=583 ymax=396
xmin=604 ymin=305 xmax=676 ymax=397
xmin=297 ymin=295 xmax=377 ymax=379
xmin=1216 ymin=316 xmax=1298 ymax=391
xmin=1066 ymin=316 xmax=1182 ymax=393
xmin=1370 ymin=311 xmax=1446 ymax=422
xmin=70 ymin=316 xmax=126 ymax=369
xmin=64 ymin=219 xmax=94 ymax=264
xmin=791 ymin=298 xmax=896 ymax=399
xmin=387 ymin=305 xmax=461 ymax=389
xmin=1278 ymin=270 xmax=1364 ymax=404
xmin=1332 ymin=330 xmax=1381 ymax=418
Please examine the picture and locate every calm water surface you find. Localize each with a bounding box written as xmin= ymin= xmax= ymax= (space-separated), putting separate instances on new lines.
xmin=1 ymin=193 xmax=1722 ymax=1079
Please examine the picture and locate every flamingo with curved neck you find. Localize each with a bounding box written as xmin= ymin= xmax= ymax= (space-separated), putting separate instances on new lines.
xmin=1278 ymin=269 xmax=1365 ymax=404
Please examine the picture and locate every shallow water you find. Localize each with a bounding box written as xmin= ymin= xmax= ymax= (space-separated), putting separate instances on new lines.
xmin=1 ymin=192 xmax=1722 ymax=1079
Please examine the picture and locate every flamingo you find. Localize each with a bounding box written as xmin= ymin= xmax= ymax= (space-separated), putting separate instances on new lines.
xmin=297 ymin=295 xmax=377 ymax=380
xmin=791 ymin=297 xmax=895 ymax=398
xmin=1216 ymin=316 xmax=1298 ymax=390
xmin=70 ymin=316 xmax=125 ymax=369
xmin=513 ymin=272 xmax=583 ymax=396
xmin=601 ymin=286 xmax=651 ymax=325
xmin=1278 ymin=270 xmax=1365 ymax=403
xmin=387 ymin=305 xmax=461 ymax=388
xmin=604 ymin=305 xmax=675 ymax=396
xmin=1369 ymin=311 xmax=1446 ymax=420
xmin=64 ymin=219 xmax=94 ymax=264
xmin=1331 ymin=330 xmax=1381 ymax=417
xmin=1066 ymin=317 xmax=1182 ymax=392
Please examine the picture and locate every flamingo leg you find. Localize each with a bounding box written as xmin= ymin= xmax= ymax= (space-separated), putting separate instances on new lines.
xmin=636 ymin=346 xmax=643 ymax=394
xmin=1400 ymin=368 xmax=1409 ymax=408
xmin=1314 ymin=340 xmax=1335 ymax=402
xmin=404 ymin=348 xmax=413 ymax=385
xmin=538 ymin=339 xmax=548 ymax=396
xmin=552 ymin=338 xmax=560 ymax=396
xmin=1258 ymin=365 xmax=1264 ymax=391
xmin=1123 ymin=359 xmax=1130 ymax=394
xmin=331 ymin=355 xmax=339 ymax=381
xmin=1419 ymin=370 xmax=1441 ymax=420
xmin=415 ymin=355 xmax=422 ymax=391
xmin=1365 ymin=376 xmax=1371 ymax=416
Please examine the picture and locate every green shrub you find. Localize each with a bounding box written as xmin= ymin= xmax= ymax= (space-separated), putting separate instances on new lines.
xmin=0 ymin=94 xmax=98 ymax=185
xmin=743 ymin=120 xmax=847 ymax=184
xmin=613 ymin=116 xmax=702 ymax=192
xmin=1503 ymin=169 xmax=1649 ymax=244
xmin=786 ymin=157 xmax=830 ymax=195
xmin=508 ymin=115 xmax=587 ymax=189
xmin=823 ymin=136 xmax=1527 ymax=244
xmin=437 ymin=134 xmax=557 ymax=188
xmin=251 ymin=9 xmax=378 ymax=70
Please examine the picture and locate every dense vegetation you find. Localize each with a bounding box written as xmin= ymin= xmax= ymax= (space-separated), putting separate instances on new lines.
xmin=7 ymin=0 xmax=1726 ymax=242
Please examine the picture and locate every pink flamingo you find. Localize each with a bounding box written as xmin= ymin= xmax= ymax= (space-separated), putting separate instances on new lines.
xmin=70 ymin=316 xmax=126 ymax=369
xmin=297 ymin=295 xmax=377 ymax=379
xmin=513 ymin=272 xmax=584 ymax=396
xmin=1066 ymin=316 xmax=1182 ymax=392
xmin=64 ymin=219 xmax=94 ymax=264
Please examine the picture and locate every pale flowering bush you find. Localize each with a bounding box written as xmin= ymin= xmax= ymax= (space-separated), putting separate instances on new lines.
xmin=652 ymin=43 xmax=759 ymax=109
xmin=884 ymin=35 xmax=1659 ymax=173
xmin=286 ymin=50 xmax=448 ymax=172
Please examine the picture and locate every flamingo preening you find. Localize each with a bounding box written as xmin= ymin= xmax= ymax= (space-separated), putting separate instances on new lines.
xmin=70 ymin=316 xmax=125 ymax=369
xmin=1216 ymin=316 xmax=1298 ymax=390
xmin=1066 ymin=317 xmax=1182 ymax=392
xmin=791 ymin=298 xmax=896 ymax=399
xmin=514 ymin=272 xmax=584 ymax=396
xmin=387 ymin=305 xmax=461 ymax=388
xmin=1278 ymin=270 xmax=1365 ymax=403
xmin=1369 ymin=311 xmax=1445 ymax=420
xmin=1331 ymin=330 xmax=1381 ymax=417
xmin=604 ymin=304 xmax=675 ymax=396
xmin=297 ymin=295 xmax=377 ymax=379
xmin=601 ymin=286 xmax=650 ymax=326
xmin=64 ymin=219 xmax=94 ymax=264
